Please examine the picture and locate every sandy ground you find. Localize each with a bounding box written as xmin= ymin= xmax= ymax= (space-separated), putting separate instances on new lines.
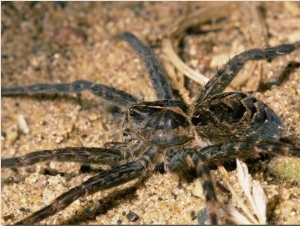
xmin=1 ymin=2 xmax=300 ymax=225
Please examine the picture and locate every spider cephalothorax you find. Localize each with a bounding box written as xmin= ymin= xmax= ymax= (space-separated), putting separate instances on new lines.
xmin=123 ymin=100 xmax=193 ymax=147
xmin=2 ymin=32 xmax=300 ymax=225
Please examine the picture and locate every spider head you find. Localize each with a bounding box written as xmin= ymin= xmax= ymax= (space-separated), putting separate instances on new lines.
xmin=123 ymin=100 xmax=193 ymax=147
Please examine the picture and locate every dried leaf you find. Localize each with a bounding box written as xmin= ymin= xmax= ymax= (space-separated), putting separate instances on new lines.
xmin=236 ymin=158 xmax=250 ymax=197
xmin=221 ymin=159 xmax=268 ymax=224
xmin=252 ymin=180 xmax=267 ymax=224
xmin=235 ymin=159 xmax=267 ymax=224
xmin=227 ymin=206 xmax=252 ymax=224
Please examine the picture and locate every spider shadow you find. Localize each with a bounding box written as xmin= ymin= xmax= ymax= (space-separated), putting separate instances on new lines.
xmin=60 ymin=177 xmax=147 ymax=224
xmin=259 ymin=61 xmax=300 ymax=92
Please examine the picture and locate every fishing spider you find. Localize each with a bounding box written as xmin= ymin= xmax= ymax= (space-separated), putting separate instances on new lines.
xmin=2 ymin=32 xmax=300 ymax=225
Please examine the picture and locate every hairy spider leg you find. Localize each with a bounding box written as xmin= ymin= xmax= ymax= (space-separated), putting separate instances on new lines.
xmin=1 ymin=147 xmax=127 ymax=168
xmin=195 ymin=41 xmax=300 ymax=103
xmin=2 ymin=32 xmax=173 ymax=106
xmin=13 ymin=149 xmax=156 ymax=225
xmin=2 ymin=80 xmax=138 ymax=109
xmin=118 ymin=32 xmax=172 ymax=100
xmin=168 ymin=140 xmax=300 ymax=224
xmin=15 ymin=162 xmax=145 ymax=224
xmin=198 ymin=140 xmax=300 ymax=166
xmin=168 ymin=149 xmax=218 ymax=224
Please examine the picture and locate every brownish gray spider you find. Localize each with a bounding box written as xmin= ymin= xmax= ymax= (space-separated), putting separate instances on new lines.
xmin=2 ymin=32 xmax=300 ymax=225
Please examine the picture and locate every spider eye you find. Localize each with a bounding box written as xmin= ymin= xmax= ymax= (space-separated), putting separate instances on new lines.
xmin=129 ymin=107 xmax=143 ymax=119
xmin=129 ymin=107 xmax=135 ymax=116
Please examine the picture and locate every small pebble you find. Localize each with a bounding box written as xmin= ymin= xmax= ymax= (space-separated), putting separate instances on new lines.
xmin=53 ymin=27 xmax=87 ymax=46
xmin=5 ymin=125 xmax=19 ymax=145
xmin=268 ymin=156 xmax=300 ymax=183
xmin=18 ymin=115 xmax=30 ymax=134
xmin=126 ymin=210 xmax=140 ymax=222
xmin=192 ymin=178 xmax=203 ymax=198
xmin=198 ymin=208 xmax=210 ymax=225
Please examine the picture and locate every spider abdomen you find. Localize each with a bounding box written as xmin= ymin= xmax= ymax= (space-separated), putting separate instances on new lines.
xmin=192 ymin=92 xmax=283 ymax=143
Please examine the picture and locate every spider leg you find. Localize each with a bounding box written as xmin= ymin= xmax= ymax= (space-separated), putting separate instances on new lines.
xmin=168 ymin=141 xmax=300 ymax=224
xmin=11 ymin=148 xmax=157 ymax=225
xmin=1 ymin=79 xmax=138 ymax=109
xmin=194 ymin=41 xmax=300 ymax=103
xmin=168 ymin=149 xmax=218 ymax=224
xmin=1 ymin=147 xmax=127 ymax=168
xmin=14 ymin=160 xmax=147 ymax=225
xmin=199 ymin=140 xmax=300 ymax=166
xmin=118 ymin=32 xmax=172 ymax=100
